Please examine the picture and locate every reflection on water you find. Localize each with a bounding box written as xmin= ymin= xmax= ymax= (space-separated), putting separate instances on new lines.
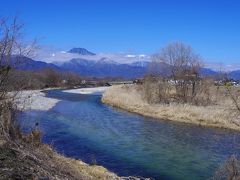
xmin=19 ymin=90 xmax=240 ymax=180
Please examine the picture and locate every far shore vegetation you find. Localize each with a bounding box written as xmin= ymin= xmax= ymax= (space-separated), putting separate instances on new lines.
xmin=103 ymin=42 xmax=240 ymax=130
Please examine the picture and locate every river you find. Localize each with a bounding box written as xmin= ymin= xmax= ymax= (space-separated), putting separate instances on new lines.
xmin=18 ymin=89 xmax=240 ymax=180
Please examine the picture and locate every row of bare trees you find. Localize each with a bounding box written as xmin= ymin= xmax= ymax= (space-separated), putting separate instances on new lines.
xmin=143 ymin=42 xmax=240 ymax=115
xmin=144 ymin=42 xmax=213 ymax=105
xmin=5 ymin=68 xmax=84 ymax=90
xmin=144 ymin=42 xmax=240 ymax=110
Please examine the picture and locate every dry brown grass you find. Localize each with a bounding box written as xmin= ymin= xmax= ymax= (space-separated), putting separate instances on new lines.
xmin=102 ymin=85 xmax=240 ymax=131
xmin=0 ymin=141 xmax=120 ymax=180
xmin=213 ymin=155 xmax=240 ymax=180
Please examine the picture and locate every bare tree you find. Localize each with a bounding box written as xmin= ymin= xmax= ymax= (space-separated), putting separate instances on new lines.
xmin=215 ymin=71 xmax=240 ymax=115
xmin=0 ymin=16 xmax=36 ymax=140
xmin=143 ymin=75 xmax=171 ymax=104
xmin=62 ymin=71 xmax=82 ymax=87
xmin=146 ymin=42 xmax=204 ymax=104
xmin=161 ymin=42 xmax=203 ymax=102
xmin=225 ymin=84 xmax=240 ymax=115
xmin=0 ymin=17 xmax=36 ymax=97
xmin=40 ymin=68 xmax=61 ymax=87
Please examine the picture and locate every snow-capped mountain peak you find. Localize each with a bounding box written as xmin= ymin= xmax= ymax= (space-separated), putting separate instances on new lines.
xmin=68 ymin=48 xmax=96 ymax=56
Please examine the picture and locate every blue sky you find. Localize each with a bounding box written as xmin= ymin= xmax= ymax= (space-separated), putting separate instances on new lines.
xmin=0 ymin=0 xmax=240 ymax=64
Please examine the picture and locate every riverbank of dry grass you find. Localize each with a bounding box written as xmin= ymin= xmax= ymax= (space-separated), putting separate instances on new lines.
xmin=0 ymin=139 xmax=120 ymax=180
xmin=102 ymin=85 xmax=240 ymax=131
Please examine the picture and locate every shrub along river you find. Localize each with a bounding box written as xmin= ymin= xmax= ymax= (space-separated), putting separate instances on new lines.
xmin=19 ymin=89 xmax=240 ymax=180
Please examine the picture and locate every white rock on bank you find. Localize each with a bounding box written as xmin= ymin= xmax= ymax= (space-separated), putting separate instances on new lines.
xmin=13 ymin=90 xmax=60 ymax=111
xmin=63 ymin=87 xmax=109 ymax=95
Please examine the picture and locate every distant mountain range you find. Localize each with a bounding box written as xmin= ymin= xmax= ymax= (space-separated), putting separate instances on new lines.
xmin=59 ymin=58 xmax=147 ymax=78
xmin=4 ymin=48 xmax=240 ymax=80
xmin=7 ymin=56 xmax=60 ymax=71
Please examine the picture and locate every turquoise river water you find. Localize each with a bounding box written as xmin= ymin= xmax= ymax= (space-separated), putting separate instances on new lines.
xmin=18 ymin=89 xmax=240 ymax=180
